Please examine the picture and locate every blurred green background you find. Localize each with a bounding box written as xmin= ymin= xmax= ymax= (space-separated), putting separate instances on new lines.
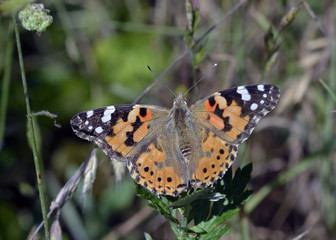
xmin=0 ymin=0 xmax=335 ymax=239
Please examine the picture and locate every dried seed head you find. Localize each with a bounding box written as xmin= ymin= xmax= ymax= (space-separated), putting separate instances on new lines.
xmin=82 ymin=150 xmax=98 ymax=195
xmin=51 ymin=219 xmax=62 ymax=240
xmin=111 ymin=160 xmax=126 ymax=183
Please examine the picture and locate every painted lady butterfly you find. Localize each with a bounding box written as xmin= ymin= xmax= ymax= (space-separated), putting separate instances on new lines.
xmin=71 ymin=84 xmax=280 ymax=196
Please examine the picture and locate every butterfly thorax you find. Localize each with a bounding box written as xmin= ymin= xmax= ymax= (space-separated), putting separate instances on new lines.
xmin=170 ymin=93 xmax=194 ymax=161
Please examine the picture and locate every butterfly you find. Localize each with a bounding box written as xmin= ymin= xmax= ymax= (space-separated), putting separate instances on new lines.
xmin=70 ymin=84 xmax=280 ymax=197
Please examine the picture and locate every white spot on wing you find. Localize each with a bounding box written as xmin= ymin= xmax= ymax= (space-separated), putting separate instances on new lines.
xmin=257 ymin=85 xmax=265 ymax=91
xmin=260 ymin=99 xmax=265 ymax=104
xmin=86 ymin=110 xmax=93 ymax=118
xmin=101 ymin=115 xmax=111 ymax=123
xmin=237 ymin=86 xmax=251 ymax=101
xmin=88 ymin=126 xmax=93 ymax=130
xmin=95 ymin=127 xmax=103 ymax=133
xmin=85 ymin=120 xmax=89 ymax=125
xmin=104 ymin=106 xmax=116 ymax=115
xmin=102 ymin=106 xmax=116 ymax=123
xmin=263 ymin=93 xmax=267 ymax=98
xmin=250 ymin=103 xmax=258 ymax=111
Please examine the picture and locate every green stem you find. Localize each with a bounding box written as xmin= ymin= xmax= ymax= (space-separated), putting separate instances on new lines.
xmin=191 ymin=57 xmax=199 ymax=100
xmin=12 ymin=13 xmax=50 ymax=239
xmin=0 ymin=21 xmax=14 ymax=149
xmin=241 ymin=215 xmax=249 ymax=240
xmin=170 ymin=209 xmax=183 ymax=239
xmin=180 ymin=206 xmax=191 ymax=239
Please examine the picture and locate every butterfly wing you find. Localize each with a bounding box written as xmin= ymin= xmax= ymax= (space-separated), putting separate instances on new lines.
xmin=189 ymin=84 xmax=280 ymax=187
xmin=71 ymin=104 xmax=189 ymax=196
xmin=189 ymin=125 xmax=239 ymax=189
xmin=127 ymin=128 xmax=189 ymax=196
xmin=71 ymin=105 xmax=167 ymax=160
xmin=71 ymin=85 xmax=280 ymax=195
xmin=190 ymin=84 xmax=280 ymax=144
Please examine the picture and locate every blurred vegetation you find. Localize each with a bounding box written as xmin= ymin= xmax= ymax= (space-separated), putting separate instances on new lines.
xmin=0 ymin=0 xmax=336 ymax=239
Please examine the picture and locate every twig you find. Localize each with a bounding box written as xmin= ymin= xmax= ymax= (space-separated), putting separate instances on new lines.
xmin=302 ymin=0 xmax=326 ymax=35
xmin=195 ymin=0 xmax=249 ymax=46
xmin=13 ymin=13 xmax=50 ymax=239
xmin=28 ymin=110 xmax=62 ymax=128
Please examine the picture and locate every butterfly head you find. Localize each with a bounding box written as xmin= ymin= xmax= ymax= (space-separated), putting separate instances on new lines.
xmin=173 ymin=92 xmax=188 ymax=107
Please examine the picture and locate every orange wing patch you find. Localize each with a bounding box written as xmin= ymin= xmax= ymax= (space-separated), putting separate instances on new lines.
xmin=105 ymin=107 xmax=152 ymax=157
xmin=128 ymin=142 xmax=188 ymax=196
xmin=105 ymin=119 xmax=132 ymax=155
xmin=192 ymin=128 xmax=237 ymax=189
xmin=128 ymin=106 xmax=153 ymax=122
xmin=208 ymin=113 xmax=225 ymax=130
xmin=133 ymin=122 xmax=149 ymax=142
xmin=222 ymin=103 xmax=250 ymax=141
xmin=196 ymin=94 xmax=252 ymax=143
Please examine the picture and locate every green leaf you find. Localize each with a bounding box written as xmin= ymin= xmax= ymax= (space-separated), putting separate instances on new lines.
xmin=136 ymin=184 xmax=179 ymax=224
xmin=218 ymin=163 xmax=252 ymax=200
xmin=172 ymin=189 xmax=225 ymax=208
xmin=210 ymin=164 xmax=253 ymax=218
xmin=263 ymin=51 xmax=279 ymax=75
xmin=199 ymin=225 xmax=230 ymax=240
xmin=144 ymin=232 xmax=153 ymax=240
xmin=193 ymin=43 xmax=206 ymax=69
xmin=319 ymin=78 xmax=336 ymax=103
xmin=264 ymin=27 xmax=278 ymax=56
xmin=191 ymin=208 xmax=239 ymax=234
xmin=190 ymin=217 xmax=217 ymax=234
xmin=188 ymin=198 xmax=211 ymax=226
xmin=229 ymin=163 xmax=252 ymax=199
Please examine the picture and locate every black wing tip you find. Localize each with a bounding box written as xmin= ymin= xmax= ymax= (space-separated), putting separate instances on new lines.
xmin=70 ymin=114 xmax=80 ymax=127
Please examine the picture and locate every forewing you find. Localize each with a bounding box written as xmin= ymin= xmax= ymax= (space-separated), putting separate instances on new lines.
xmin=70 ymin=104 xmax=169 ymax=161
xmin=188 ymin=84 xmax=279 ymax=188
xmin=190 ymin=84 xmax=280 ymax=144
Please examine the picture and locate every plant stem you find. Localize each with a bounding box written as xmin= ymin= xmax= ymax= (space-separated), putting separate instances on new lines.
xmin=12 ymin=13 xmax=50 ymax=239
xmin=180 ymin=207 xmax=191 ymax=239
xmin=241 ymin=215 xmax=250 ymax=240
xmin=0 ymin=21 xmax=14 ymax=149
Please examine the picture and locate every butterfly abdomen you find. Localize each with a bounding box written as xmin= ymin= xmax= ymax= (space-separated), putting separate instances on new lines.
xmin=171 ymin=104 xmax=194 ymax=160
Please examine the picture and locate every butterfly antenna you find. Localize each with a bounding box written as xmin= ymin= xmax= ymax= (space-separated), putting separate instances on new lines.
xmin=184 ymin=63 xmax=218 ymax=97
xmin=147 ymin=66 xmax=177 ymax=97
